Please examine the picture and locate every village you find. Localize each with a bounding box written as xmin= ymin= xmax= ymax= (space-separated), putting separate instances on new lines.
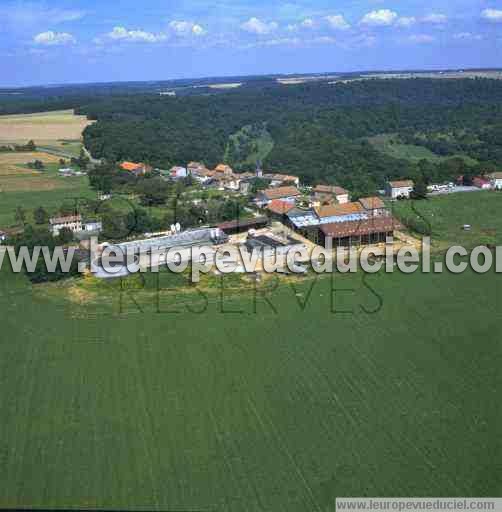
xmin=11 ymin=157 xmax=488 ymax=278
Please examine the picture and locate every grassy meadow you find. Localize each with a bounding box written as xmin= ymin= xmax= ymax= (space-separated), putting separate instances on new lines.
xmin=391 ymin=191 xmax=502 ymax=249
xmin=368 ymin=134 xmax=477 ymax=165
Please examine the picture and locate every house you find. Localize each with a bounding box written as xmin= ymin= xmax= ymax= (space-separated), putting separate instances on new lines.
xmin=385 ymin=180 xmax=414 ymax=199
xmin=0 ymin=230 xmax=6 ymax=244
xmin=170 ymin=166 xmax=188 ymax=178
xmin=489 ymin=172 xmax=502 ymax=190
xmin=98 ymin=192 xmax=112 ymax=201
xmin=49 ymin=214 xmax=83 ymax=237
xmin=214 ymin=163 xmax=234 ymax=176
xmin=83 ymin=220 xmax=103 ymax=233
xmin=473 ymin=176 xmax=492 ymax=190
xmin=358 ymin=196 xmax=388 ymax=217
xmin=187 ymin=162 xmax=206 ymax=175
xmin=120 ymin=161 xmax=151 ymax=176
xmin=239 ymin=179 xmax=252 ymax=195
xmin=193 ymin=168 xmax=215 ymax=184
xmin=262 ymin=173 xmax=300 ymax=187
xmin=256 ymin=186 xmax=301 ymax=206
xmin=313 ymin=185 xmax=349 ymax=205
xmin=266 ymin=199 xmax=296 ymax=221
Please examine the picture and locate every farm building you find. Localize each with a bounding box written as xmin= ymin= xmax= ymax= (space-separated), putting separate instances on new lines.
xmin=244 ymin=232 xmax=306 ymax=258
xmin=92 ymin=227 xmax=229 ymax=278
xmin=386 ymin=180 xmax=414 ymax=199
xmin=218 ymin=217 xmax=269 ymax=235
xmin=49 ymin=214 xmax=83 ymax=237
xmin=0 ymin=231 xmax=6 ymax=244
xmin=319 ymin=217 xmax=402 ymax=248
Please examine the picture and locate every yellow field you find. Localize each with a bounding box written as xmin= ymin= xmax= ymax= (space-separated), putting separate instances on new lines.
xmin=0 ymin=109 xmax=93 ymax=143
xmin=0 ymin=151 xmax=61 ymax=176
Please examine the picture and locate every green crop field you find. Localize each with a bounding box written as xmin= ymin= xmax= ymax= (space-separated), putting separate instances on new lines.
xmin=1 ymin=191 xmax=501 ymax=510
xmin=0 ymin=260 xmax=501 ymax=510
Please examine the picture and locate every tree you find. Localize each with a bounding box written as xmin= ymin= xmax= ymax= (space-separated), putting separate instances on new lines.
xmin=15 ymin=206 xmax=26 ymax=226
xmin=77 ymin=148 xmax=90 ymax=170
xmin=57 ymin=227 xmax=74 ymax=245
xmin=137 ymin=178 xmax=171 ymax=206
xmin=59 ymin=158 xmax=66 ymax=166
xmin=33 ymin=206 xmax=49 ymax=225
xmin=26 ymin=140 xmax=36 ymax=151
xmin=411 ymin=178 xmax=428 ymax=200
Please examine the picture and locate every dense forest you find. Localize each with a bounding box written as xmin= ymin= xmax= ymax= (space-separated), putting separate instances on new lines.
xmin=3 ymin=78 xmax=502 ymax=195
xmin=76 ymin=78 xmax=502 ymax=195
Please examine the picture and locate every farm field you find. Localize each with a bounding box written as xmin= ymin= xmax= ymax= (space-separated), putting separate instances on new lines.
xmin=0 ymin=151 xmax=94 ymax=226
xmin=391 ymin=191 xmax=502 ymax=249
xmin=0 ymin=264 xmax=501 ymax=510
xmin=0 ymin=110 xmax=92 ymax=159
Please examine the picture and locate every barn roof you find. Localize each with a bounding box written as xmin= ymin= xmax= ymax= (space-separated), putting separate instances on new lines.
xmin=321 ymin=217 xmax=402 ymax=238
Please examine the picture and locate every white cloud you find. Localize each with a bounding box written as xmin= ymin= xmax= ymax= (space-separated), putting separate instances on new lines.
xmin=310 ymin=36 xmax=337 ymax=45
xmin=191 ymin=24 xmax=206 ymax=36
xmin=422 ymin=13 xmax=447 ymax=24
xmin=169 ymin=21 xmax=207 ymax=36
xmin=241 ymin=17 xmax=278 ymax=35
xmin=408 ymin=34 xmax=436 ymax=44
xmin=360 ymin=9 xmax=398 ymax=26
xmin=33 ymin=31 xmax=75 ymax=46
xmin=325 ymin=15 xmax=351 ymax=30
xmin=453 ymin=32 xmax=483 ymax=40
xmin=286 ymin=24 xmax=298 ymax=32
xmin=396 ymin=17 xmax=416 ymax=27
xmin=301 ymin=18 xmax=315 ymax=28
xmin=107 ymin=26 xmax=166 ymax=43
xmin=481 ymin=8 xmax=502 ymax=22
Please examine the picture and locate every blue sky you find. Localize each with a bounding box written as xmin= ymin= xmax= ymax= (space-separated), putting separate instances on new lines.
xmin=0 ymin=0 xmax=500 ymax=86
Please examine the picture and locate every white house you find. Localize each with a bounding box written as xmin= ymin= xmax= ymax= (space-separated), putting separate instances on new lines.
xmin=83 ymin=221 xmax=103 ymax=233
xmin=386 ymin=180 xmax=414 ymax=199
xmin=170 ymin=166 xmax=188 ymax=178
xmin=0 ymin=231 xmax=6 ymax=244
xmin=489 ymin=172 xmax=502 ymax=190
xmin=49 ymin=214 xmax=83 ymax=237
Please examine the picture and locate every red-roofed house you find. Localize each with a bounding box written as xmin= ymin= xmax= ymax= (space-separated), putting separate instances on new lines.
xmin=120 ymin=161 xmax=151 ymax=176
xmin=266 ymin=199 xmax=296 ymax=221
